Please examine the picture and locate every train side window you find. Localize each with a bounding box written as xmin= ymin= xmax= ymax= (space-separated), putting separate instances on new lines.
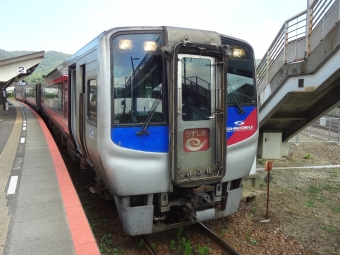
xmin=88 ymin=79 xmax=97 ymax=124
xmin=57 ymin=83 xmax=63 ymax=114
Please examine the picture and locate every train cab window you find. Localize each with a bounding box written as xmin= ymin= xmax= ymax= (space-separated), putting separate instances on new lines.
xmin=221 ymin=38 xmax=256 ymax=105
xmin=88 ymin=79 xmax=97 ymax=124
xmin=181 ymin=57 xmax=212 ymax=121
xmin=227 ymin=65 xmax=255 ymax=104
xmin=111 ymin=33 xmax=165 ymax=125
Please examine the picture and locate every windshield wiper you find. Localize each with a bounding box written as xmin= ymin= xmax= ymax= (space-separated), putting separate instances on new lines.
xmin=227 ymin=84 xmax=245 ymax=114
xmin=136 ymin=93 xmax=163 ymax=136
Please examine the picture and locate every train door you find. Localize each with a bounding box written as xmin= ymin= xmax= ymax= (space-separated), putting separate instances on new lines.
xmin=69 ymin=66 xmax=81 ymax=152
xmin=173 ymin=54 xmax=225 ymax=186
xmin=78 ymin=64 xmax=91 ymax=160
xmin=69 ymin=64 xmax=90 ymax=160
xmin=83 ymin=71 xmax=97 ymax=162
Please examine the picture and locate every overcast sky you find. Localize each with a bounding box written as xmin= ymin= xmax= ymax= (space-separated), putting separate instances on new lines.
xmin=1 ymin=0 xmax=308 ymax=59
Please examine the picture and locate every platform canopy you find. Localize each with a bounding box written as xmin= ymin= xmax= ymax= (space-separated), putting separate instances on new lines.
xmin=0 ymin=51 xmax=44 ymax=90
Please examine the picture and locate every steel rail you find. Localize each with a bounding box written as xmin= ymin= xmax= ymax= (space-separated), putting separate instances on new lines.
xmin=196 ymin=223 xmax=240 ymax=255
xmin=141 ymin=235 xmax=158 ymax=255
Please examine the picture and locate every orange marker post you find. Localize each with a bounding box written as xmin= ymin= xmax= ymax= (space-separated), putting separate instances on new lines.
xmin=265 ymin=161 xmax=273 ymax=218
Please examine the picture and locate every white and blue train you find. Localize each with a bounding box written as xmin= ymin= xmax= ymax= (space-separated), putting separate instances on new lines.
xmin=15 ymin=26 xmax=258 ymax=235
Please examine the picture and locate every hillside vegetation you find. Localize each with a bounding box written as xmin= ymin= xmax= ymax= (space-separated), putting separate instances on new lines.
xmin=0 ymin=49 xmax=70 ymax=84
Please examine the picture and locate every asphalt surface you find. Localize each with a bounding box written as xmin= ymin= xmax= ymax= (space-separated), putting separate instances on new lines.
xmin=0 ymin=101 xmax=99 ymax=255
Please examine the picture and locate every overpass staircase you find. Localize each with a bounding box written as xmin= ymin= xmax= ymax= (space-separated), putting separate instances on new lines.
xmin=257 ymin=0 xmax=340 ymax=159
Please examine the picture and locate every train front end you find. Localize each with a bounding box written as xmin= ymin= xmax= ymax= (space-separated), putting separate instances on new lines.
xmin=98 ymin=26 xmax=258 ymax=235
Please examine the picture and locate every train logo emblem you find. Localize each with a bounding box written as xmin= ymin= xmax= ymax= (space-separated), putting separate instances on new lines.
xmin=234 ymin=121 xmax=244 ymax=126
xmin=183 ymin=128 xmax=210 ymax=152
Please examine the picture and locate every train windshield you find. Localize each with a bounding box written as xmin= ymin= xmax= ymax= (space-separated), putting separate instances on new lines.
xmin=222 ymin=38 xmax=256 ymax=105
xmin=112 ymin=33 xmax=164 ymax=125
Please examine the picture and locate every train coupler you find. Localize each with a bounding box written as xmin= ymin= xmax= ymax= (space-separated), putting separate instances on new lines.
xmin=184 ymin=203 xmax=216 ymax=223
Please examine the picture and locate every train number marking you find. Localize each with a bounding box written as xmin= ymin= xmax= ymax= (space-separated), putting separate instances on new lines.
xmin=17 ymin=66 xmax=27 ymax=74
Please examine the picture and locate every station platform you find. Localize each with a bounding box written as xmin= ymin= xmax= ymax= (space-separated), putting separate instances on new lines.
xmin=0 ymin=101 xmax=100 ymax=255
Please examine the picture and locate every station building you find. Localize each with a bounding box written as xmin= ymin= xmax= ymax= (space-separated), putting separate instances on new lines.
xmin=0 ymin=51 xmax=44 ymax=113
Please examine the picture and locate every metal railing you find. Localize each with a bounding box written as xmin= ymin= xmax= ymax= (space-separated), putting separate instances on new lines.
xmin=125 ymin=37 xmax=162 ymax=89
xmin=257 ymin=0 xmax=339 ymax=102
xmin=184 ymin=76 xmax=211 ymax=90
xmin=182 ymin=76 xmax=211 ymax=105
xmin=298 ymin=116 xmax=340 ymax=144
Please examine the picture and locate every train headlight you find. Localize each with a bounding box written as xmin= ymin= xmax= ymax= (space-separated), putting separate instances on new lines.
xmin=233 ymin=48 xmax=246 ymax=58
xmin=144 ymin=41 xmax=157 ymax=51
xmin=119 ymin=39 xmax=133 ymax=50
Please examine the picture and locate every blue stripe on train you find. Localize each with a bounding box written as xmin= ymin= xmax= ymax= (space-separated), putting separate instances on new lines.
xmin=111 ymin=105 xmax=256 ymax=152
xmin=111 ymin=126 xmax=169 ymax=153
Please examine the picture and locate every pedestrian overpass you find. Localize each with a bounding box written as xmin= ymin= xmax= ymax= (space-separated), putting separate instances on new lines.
xmin=257 ymin=0 xmax=340 ymax=159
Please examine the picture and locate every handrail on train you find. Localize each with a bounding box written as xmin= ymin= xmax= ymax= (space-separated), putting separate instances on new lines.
xmin=256 ymin=0 xmax=339 ymax=100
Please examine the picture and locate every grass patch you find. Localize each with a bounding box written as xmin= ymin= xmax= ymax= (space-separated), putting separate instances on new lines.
xmin=305 ymin=183 xmax=340 ymax=195
xmin=221 ymin=227 xmax=226 ymax=235
xmin=169 ymin=240 xmax=175 ymax=252
xmin=259 ymin=181 xmax=267 ymax=187
xmin=250 ymin=239 xmax=258 ymax=245
xmin=177 ymin=226 xmax=184 ymax=240
xmin=303 ymin=153 xmax=313 ymax=159
xmin=179 ymin=238 xmax=192 ymax=255
xmin=321 ymin=225 xmax=338 ymax=233
xmin=99 ymin=233 xmax=113 ymax=254
xmin=137 ymin=239 xmax=145 ymax=251
xmin=258 ymin=158 xmax=266 ymax=165
xmin=306 ymin=200 xmax=317 ymax=207
xmin=306 ymin=185 xmax=322 ymax=194
xmin=315 ymin=196 xmax=326 ymax=202
xmin=322 ymin=183 xmax=340 ymax=192
xmin=332 ymin=205 xmax=340 ymax=213
xmin=252 ymin=207 xmax=258 ymax=214
xmin=245 ymin=230 xmax=251 ymax=240
xmin=330 ymin=169 xmax=339 ymax=178
xmin=280 ymin=187 xmax=288 ymax=193
xmin=197 ymin=243 xmax=209 ymax=255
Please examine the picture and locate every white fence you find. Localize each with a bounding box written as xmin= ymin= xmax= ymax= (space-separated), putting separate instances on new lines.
xmin=298 ymin=116 xmax=340 ymax=144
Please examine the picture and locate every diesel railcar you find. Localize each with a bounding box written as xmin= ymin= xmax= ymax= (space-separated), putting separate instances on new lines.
xmin=16 ymin=26 xmax=258 ymax=236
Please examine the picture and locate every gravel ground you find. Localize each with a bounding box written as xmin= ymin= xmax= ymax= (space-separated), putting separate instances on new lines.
xmin=237 ymin=133 xmax=340 ymax=255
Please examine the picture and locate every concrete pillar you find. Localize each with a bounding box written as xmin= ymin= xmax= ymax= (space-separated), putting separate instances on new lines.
xmin=1 ymin=86 xmax=8 ymax=112
xmin=0 ymin=85 xmax=4 ymax=114
xmin=281 ymin=141 xmax=291 ymax=157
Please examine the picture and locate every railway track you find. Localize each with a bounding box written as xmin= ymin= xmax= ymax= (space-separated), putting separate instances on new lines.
xmin=142 ymin=235 xmax=158 ymax=255
xmin=195 ymin=223 xmax=240 ymax=255
xmin=141 ymin=223 xmax=240 ymax=255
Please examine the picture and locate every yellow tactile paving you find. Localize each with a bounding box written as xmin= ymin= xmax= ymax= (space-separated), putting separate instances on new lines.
xmin=0 ymin=103 xmax=22 ymax=254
